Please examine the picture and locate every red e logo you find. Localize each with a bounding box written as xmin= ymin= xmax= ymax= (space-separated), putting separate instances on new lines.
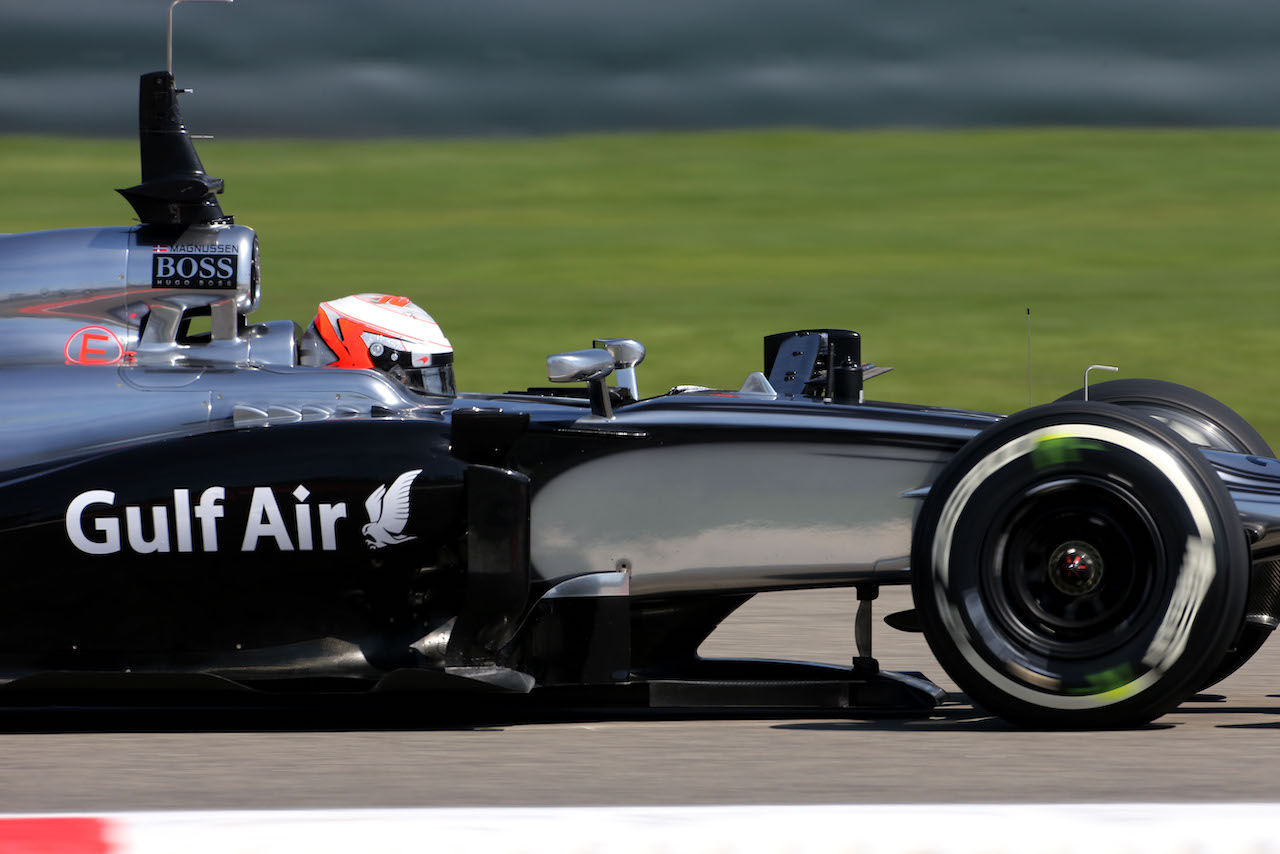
xmin=65 ymin=326 xmax=124 ymax=365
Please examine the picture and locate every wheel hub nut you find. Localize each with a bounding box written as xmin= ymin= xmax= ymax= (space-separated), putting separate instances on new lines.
xmin=1048 ymin=541 xmax=1104 ymax=596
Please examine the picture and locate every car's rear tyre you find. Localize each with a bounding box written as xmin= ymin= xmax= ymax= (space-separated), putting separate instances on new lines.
xmin=911 ymin=402 xmax=1249 ymax=728
xmin=1056 ymin=378 xmax=1271 ymax=458
xmin=1056 ymin=378 xmax=1274 ymax=688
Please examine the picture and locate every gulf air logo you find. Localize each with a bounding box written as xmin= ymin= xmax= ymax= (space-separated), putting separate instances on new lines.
xmin=65 ymin=485 xmax=348 ymax=555
xmin=363 ymin=469 xmax=421 ymax=549
xmin=64 ymin=473 xmax=424 ymax=555
xmin=65 ymin=326 xmax=124 ymax=365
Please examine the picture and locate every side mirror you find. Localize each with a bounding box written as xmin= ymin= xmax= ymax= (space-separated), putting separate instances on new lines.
xmin=593 ymin=338 xmax=645 ymax=400
xmin=547 ymin=349 xmax=615 ymax=417
xmin=548 ymin=349 xmax=614 ymax=383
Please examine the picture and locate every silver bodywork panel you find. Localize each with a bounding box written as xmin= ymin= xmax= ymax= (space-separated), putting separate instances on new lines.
xmin=0 ymin=220 xmax=456 ymax=469
xmin=530 ymin=441 xmax=948 ymax=596
xmin=0 ymin=227 xmax=141 ymax=362
xmin=0 ymin=362 xmax=445 ymax=471
xmin=0 ymin=223 xmax=259 ymax=367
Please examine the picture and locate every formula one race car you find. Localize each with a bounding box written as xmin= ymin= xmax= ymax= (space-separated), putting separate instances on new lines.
xmin=2 ymin=33 xmax=1279 ymax=730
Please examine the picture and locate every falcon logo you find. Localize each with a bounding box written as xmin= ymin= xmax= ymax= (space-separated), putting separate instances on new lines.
xmin=363 ymin=469 xmax=421 ymax=549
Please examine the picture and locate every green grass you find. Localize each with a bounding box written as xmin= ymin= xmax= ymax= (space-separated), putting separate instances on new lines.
xmin=5 ymin=130 xmax=1280 ymax=441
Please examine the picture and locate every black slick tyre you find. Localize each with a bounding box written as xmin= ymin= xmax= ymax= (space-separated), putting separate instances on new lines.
xmin=1056 ymin=378 xmax=1270 ymax=458
xmin=1057 ymin=378 xmax=1274 ymax=688
xmin=911 ymin=402 xmax=1249 ymax=728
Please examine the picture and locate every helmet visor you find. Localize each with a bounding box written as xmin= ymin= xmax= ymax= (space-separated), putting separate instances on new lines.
xmin=403 ymin=364 xmax=456 ymax=397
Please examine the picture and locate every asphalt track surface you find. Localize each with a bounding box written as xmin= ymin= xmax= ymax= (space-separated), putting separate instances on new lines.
xmin=2 ymin=586 xmax=1279 ymax=813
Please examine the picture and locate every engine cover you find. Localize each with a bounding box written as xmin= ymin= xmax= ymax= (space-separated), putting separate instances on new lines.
xmin=0 ymin=223 xmax=260 ymax=366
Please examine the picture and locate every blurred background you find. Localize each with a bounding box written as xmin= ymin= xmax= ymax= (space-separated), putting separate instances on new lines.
xmin=4 ymin=0 xmax=1280 ymax=436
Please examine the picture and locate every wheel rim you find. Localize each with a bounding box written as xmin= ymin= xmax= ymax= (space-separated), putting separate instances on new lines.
xmin=983 ymin=476 xmax=1166 ymax=659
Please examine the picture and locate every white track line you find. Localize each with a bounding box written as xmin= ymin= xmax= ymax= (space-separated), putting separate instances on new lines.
xmin=5 ymin=804 xmax=1280 ymax=854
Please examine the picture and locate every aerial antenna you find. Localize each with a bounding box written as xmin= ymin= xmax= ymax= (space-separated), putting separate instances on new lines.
xmin=168 ymin=0 xmax=234 ymax=79
xmin=1026 ymin=307 xmax=1032 ymax=407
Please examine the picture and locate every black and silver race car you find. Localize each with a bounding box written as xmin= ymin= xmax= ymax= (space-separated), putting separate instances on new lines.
xmin=2 ymin=37 xmax=1279 ymax=730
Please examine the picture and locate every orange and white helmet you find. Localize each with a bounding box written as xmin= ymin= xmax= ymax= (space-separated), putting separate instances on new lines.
xmin=300 ymin=293 xmax=455 ymax=396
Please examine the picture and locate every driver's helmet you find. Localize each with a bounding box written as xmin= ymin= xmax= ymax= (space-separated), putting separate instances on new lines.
xmin=299 ymin=293 xmax=455 ymax=395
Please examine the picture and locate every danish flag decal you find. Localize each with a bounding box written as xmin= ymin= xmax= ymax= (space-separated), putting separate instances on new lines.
xmin=363 ymin=469 xmax=421 ymax=549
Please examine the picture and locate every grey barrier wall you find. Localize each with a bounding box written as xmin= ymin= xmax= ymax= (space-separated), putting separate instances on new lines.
xmin=4 ymin=0 xmax=1280 ymax=136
